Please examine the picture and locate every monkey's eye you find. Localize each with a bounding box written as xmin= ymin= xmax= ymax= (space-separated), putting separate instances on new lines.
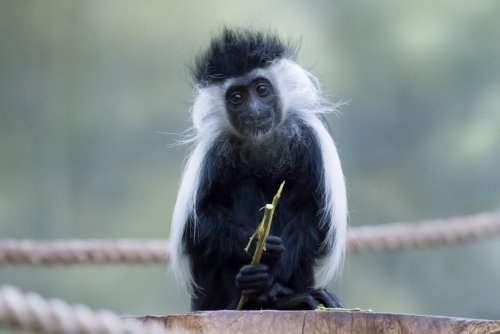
xmin=229 ymin=91 xmax=244 ymax=105
xmin=256 ymin=83 xmax=270 ymax=97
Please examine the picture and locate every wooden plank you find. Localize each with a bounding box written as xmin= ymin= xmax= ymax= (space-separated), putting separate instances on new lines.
xmin=139 ymin=311 xmax=500 ymax=334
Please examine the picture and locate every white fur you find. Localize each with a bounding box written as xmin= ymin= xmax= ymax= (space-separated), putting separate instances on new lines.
xmin=170 ymin=59 xmax=347 ymax=292
xmin=170 ymin=86 xmax=227 ymax=292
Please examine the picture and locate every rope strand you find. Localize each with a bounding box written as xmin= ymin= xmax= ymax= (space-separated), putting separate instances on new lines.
xmin=0 ymin=285 xmax=169 ymax=334
xmin=0 ymin=212 xmax=499 ymax=266
xmin=347 ymin=211 xmax=500 ymax=254
xmin=0 ymin=240 xmax=169 ymax=266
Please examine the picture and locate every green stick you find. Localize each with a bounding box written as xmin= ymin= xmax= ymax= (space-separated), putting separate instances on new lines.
xmin=237 ymin=182 xmax=285 ymax=311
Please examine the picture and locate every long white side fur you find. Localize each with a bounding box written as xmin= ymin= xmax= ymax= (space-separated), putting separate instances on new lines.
xmin=170 ymin=59 xmax=347 ymax=293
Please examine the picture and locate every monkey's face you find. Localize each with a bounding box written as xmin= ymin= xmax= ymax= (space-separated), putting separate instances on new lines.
xmin=224 ymin=77 xmax=282 ymax=137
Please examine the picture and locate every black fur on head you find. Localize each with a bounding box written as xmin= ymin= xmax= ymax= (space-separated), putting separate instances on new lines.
xmin=193 ymin=27 xmax=295 ymax=86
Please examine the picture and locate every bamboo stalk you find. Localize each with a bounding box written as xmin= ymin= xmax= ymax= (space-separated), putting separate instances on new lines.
xmin=236 ymin=182 xmax=285 ymax=310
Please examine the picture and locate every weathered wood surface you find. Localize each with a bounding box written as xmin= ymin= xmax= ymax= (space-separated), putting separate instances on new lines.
xmin=139 ymin=310 xmax=500 ymax=334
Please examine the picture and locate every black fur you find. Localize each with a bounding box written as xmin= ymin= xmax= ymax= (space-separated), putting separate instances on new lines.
xmin=183 ymin=120 xmax=340 ymax=310
xmin=193 ymin=28 xmax=294 ymax=86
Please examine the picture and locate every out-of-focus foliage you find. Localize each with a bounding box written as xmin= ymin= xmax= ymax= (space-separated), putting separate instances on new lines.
xmin=1 ymin=0 xmax=499 ymax=323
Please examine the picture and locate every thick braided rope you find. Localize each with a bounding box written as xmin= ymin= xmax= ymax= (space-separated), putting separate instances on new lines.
xmin=347 ymin=211 xmax=500 ymax=254
xmin=1 ymin=212 xmax=499 ymax=266
xmin=0 ymin=285 xmax=169 ymax=334
xmin=0 ymin=239 xmax=169 ymax=266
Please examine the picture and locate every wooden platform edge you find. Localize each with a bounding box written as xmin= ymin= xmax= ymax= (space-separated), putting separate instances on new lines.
xmin=137 ymin=310 xmax=500 ymax=334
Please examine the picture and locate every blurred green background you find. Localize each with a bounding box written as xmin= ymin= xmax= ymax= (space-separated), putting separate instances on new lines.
xmin=1 ymin=0 xmax=499 ymax=325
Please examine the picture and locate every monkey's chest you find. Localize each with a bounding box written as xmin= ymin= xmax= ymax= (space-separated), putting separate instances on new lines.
xmin=222 ymin=177 xmax=319 ymax=232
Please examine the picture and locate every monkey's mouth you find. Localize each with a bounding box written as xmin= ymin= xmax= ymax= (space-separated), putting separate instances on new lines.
xmin=245 ymin=116 xmax=273 ymax=133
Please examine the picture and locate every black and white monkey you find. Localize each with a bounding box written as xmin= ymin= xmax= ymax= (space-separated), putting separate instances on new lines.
xmin=170 ymin=28 xmax=347 ymax=311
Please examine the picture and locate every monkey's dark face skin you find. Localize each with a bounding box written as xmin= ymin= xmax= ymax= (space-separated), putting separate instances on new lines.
xmin=225 ymin=77 xmax=282 ymax=137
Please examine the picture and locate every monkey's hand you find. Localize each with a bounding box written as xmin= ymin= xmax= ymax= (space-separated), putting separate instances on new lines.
xmin=235 ymin=264 xmax=271 ymax=305
xmin=260 ymin=235 xmax=284 ymax=265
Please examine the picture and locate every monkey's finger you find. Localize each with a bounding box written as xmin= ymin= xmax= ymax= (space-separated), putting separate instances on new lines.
xmin=265 ymin=235 xmax=283 ymax=245
xmin=237 ymin=275 xmax=269 ymax=286
xmin=239 ymin=264 xmax=269 ymax=274
xmin=265 ymin=236 xmax=285 ymax=253
xmin=236 ymin=271 xmax=269 ymax=282
xmin=264 ymin=243 xmax=285 ymax=254
xmin=241 ymin=288 xmax=266 ymax=296
xmin=238 ymin=280 xmax=269 ymax=291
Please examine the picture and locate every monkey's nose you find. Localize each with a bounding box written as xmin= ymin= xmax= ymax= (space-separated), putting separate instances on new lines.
xmin=250 ymin=103 xmax=270 ymax=118
xmin=249 ymin=105 xmax=261 ymax=116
